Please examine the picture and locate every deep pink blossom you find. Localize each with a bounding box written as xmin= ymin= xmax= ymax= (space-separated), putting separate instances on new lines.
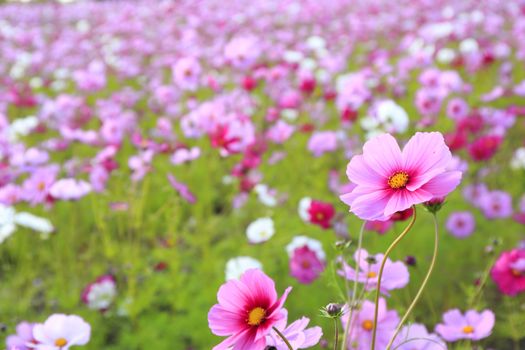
xmin=208 ymin=269 xmax=291 ymax=350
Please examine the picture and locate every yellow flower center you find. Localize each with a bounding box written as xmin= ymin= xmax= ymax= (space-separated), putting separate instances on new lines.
xmin=362 ymin=320 xmax=374 ymax=331
xmin=511 ymin=269 xmax=522 ymax=277
xmin=37 ymin=182 xmax=46 ymax=191
xmin=462 ymin=325 xmax=474 ymax=334
xmin=55 ymin=338 xmax=68 ymax=347
xmin=388 ymin=171 xmax=409 ymax=189
xmin=367 ymin=271 xmax=377 ymax=278
xmin=247 ymin=307 xmax=266 ymax=326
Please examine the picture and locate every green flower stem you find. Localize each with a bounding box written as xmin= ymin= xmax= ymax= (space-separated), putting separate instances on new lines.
xmin=385 ymin=213 xmax=439 ymax=350
xmin=341 ymin=222 xmax=366 ymax=350
xmin=273 ymin=326 xmax=294 ymax=350
xmin=370 ymin=206 xmax=417 ymax=350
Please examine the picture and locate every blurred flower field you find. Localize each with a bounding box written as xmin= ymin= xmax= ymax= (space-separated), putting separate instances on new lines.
xmin=1 ymin=0 xmax=525 ymax=349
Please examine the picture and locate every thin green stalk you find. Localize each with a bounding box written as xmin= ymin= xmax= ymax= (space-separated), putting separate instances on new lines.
xmin=341 ymin=222 xmax=366 ymax=350
xmin=273 ymin=326 xmax=293 ymax=350
xmin=385 ymin=213 xmax=439 ymax=350
xmin=370 ymin=206 xmax=417 ymax=350
xmin=334 ymin=319 xmax=339 ymax=350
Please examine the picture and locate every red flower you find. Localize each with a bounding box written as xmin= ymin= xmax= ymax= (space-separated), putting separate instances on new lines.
xmin=307 ymin=200 xmax=335 ymax=229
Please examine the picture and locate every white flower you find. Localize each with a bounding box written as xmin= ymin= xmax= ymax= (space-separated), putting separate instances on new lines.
xmin=511 ymin=147 xmax=525 ymax=170
xmin=298 ymin=197 xmax=312 ymax=221
xmin=0 ymin=204 xmax=54 ymax=243
xmin=376 ymin=100 xmax=409 ymax=134
xmin=225 ymin=256 xmax=263 ymax=281
xmin=49 ymin=179 xmax=92 ymax=200
xmin=86 ymin=279 xmax=117 ymax=310
xmin=6 ymin=116 xmax=38 ymax=142
xmin=33 ymin=314 xmax=91 ymax=350
xmin=246 ymin=217 xmax=275 ymax=244
xmin=286 ymin=236 xmax=325 ymax=260
xmin=254 ymin=184 xmax=277 ymax=207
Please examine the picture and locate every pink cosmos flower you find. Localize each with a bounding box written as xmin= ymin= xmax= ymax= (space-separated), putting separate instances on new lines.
xmin=479 ymin=190 xmax=513 ymax=219
xmin=338 ymin=249 xmax=409 ymax=294
xmin=365 ymin=220 xmax=393 ymax=234
xmin=172 ymin=57 xmax=201 ymax=91
xmin=265 ymin=310 xmax=323 ymax=349
xmin=33 ymin=314 xmax=91 ymax=350
xmin=341 ymin=132 xmax=462 ymax=221
xmin=445 ymin=211 xmax=475 ymax=238
xmin=490 ymin=249 xmax=525 ymax=296
xmin=392 ymin=323 xmax=446 ymax=350
xmin=341 ymin=298 xmax=399 ymax=350
xmin=6 ymin=322 xmax=37 ymax=350
xmin=208 ymin=269 xmax=292 ymax=350
xmin=289 ymin=246 xmax=325 ymax=284
xmin=307 ymin=131 xmax=338 ymax=157
xmin=435 ymin=309 xmax=495 ymax=342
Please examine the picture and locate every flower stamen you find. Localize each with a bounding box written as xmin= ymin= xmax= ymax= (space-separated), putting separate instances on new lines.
xmin=388 ymin=171 xmax=409 ymax=189
xmin=247 ymin=307 xmax=266 ymax=326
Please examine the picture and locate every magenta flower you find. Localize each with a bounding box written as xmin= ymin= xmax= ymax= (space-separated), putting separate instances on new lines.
xmin=338 ymin=249 xmax=409 ymax=294
xmin=435 ymin=309 xmax=495 ymax=342
xmin=341 ymin=298 xmax=399 ymax=350
xmin=208 ymin=269 xmax=292 ymax=350
xmin=33 ymin=314 xmax=91 ymax=350
xmin=266 ymin=310 xmax=323 ymax=349
xmin=340 ymin=132 xmax=462 ymax=221
xmin=445 ymin=211 xmax=475 ymax=238
xmin=6 ymin=322 xmax=36 ymax=350
xmin=490 ymin=249 xmax=525 ymax=296
xmin=289 ymin=245 xmax=325 ymax=284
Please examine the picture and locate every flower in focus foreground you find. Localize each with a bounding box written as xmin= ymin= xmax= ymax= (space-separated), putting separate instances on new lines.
xmin=340 ymin=132 xmax=462 ymax=221
xmin=208 ymin=269 xmax=291 ymax=350
xmin=33 ymin=314 xmax=91 ymax=350
xmin=435 ymin=309 xmax=495 ymax=342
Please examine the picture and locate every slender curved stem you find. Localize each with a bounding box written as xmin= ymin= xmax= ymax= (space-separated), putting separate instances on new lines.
xmin=273 ymin=326 xmax=293 ymax=350
xmin=385 ymin=213 xmax=439 ymax=350
xmin=370 ymin=206 xmax=417 ymax=350
xmin=334 ymin=319 xmax=339 ymax=350
xmin=341 ymin=222 xmax=366 ymax=350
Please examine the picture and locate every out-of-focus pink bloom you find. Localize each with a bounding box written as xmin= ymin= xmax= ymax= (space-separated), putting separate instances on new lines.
xmin=266 ymin=310 xmax=322 ymax=349
xmin=468 ymin=135 xmax=502 ymax=161
xmin=365 ymin=220 xmax=393 ymax=234
xmin=289 ymin=245 xmax=325 ymax=284
xmin=224 ymin=36 xmax=260 ymax=69
xmin=490 ymin=249 xmax=525 ymax=296
xmin=341 ymin=298 xmax=399 ymax=350
xmin=172 ymin=57 xmax=201 ymax=91
xmin=307 ymin=131 xmax=338 ymax=157
xmin=49 ymin=179 xmax=92 ymax=201
xmin=128 ymin=150 xmax=154 ymax=182
xmin=208 ymin=269 xmax=291 ymax=350
xmin=170 ymin=147 xmax=200 ymax=165
xmin=33 ymin=314 xmax=91 ymax=350
xmin=266 ymin=120 xmax=295 ymax=144
xmin=0 ymin=184 xmax=23 ymax=205
xmin=392 ymin=323 xmax=446 ymax=350
xmin=6 ymin=322 xmax=37 ymax=350
xmin=22 ymin=166 xmax=59 ymax=205
xmin=340 ymin=132 xmax=462 ymax=221
xmin=479 ymin=190 xmax=513 ymax=219
xmin=435 ymin=309 xmax=495 ymax=342
xmin=167 ymin=174 xmax=196 ymax=204
xmin=446 ymin=211 xmax=475 ymax=238
xmin=462 ymin=183 xmax=489 ymax=207
xmin=81 ymin=275 xmax=117 ymax=311
xmin=446 ymin=98 xmax=469 ymax=121
xmin=303 ymin=199 xmax=335 ymax=229
xmin=338 ymin=249 xmax=409 ymax=294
